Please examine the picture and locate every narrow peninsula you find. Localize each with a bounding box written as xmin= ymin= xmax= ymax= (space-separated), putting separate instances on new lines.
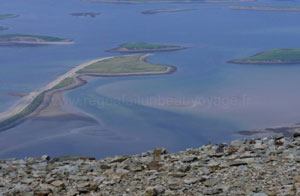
xmin=0 ymin=34 xmax=74 ymax=46
xmin=0 ymin=14 xmax=18 ymax=20
xmin=106 ymin=42 xmax=188 ymax=53
xmin=0 ymin=54 xmax=176 ymax=131
xmin=142 ymin=8 xmax=199 ymax=15
xmin=230 ymin=6 xmax=300 ymax=12
xmin=228 ymin=49 xmax=300 ymax=64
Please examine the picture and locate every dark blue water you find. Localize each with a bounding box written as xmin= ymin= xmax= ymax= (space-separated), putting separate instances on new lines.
xmin=1 ymin=0 xmax=300 ymax=159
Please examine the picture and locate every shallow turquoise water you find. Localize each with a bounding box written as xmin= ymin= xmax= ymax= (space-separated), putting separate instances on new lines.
xmin=1 ymin=0 xmax=300 ymax=158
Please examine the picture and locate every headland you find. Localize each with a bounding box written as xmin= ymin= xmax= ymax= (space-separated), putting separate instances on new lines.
xmin=0 ymin=54 xmax=176 ymax=131
xmin=228 ymin=49 xmax=300 ymax=64
xmin=0 ymin=34 xmax=74 ymax=46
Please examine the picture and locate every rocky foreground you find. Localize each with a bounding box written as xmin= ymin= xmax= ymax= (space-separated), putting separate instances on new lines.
xmin=1 ymin=134 xmax=300 ymax=196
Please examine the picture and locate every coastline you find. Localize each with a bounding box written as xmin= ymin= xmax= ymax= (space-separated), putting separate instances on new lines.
xmin=0 ymin=40 xmax=75 ymax=46
xmin=0 ymin=14 xmax=19 ymax=20
xmin=230 ymin=6 xmax=300 ymax=12
xmin=237 ymin=123 xmax=300 ymax=137
xmin=228 ymin=60 xmax=300 ymax=65
xmin=0 ymin=57 xmax=114 ymax=123
xmin=106 ymin=46 xmax=188 ymax=53
xmin=227 ymin=50 xmax=300 ymax=65
xmin=0 ymin=54 xmax=176 ymax=131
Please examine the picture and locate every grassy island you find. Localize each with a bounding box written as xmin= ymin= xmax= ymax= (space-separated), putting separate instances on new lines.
xmin=77 ymin=54 xmax=172 ymax=74
xmin=230 ymin=6 xmax=300 ymax=12
xmin=106 ymin=42 xmax=187 ymax=53
xmin=0 ymin=14 xmax=18 ymax=20
xmin=229 ymin=49 xmax=300 ymax=64
xmin=142 ymin=8 xmax=198 ymax=15
xmin=0 ymin=34 xmax=74 ymax=45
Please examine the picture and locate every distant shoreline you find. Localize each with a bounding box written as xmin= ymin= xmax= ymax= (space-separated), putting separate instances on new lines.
xmin=0 ymin=54 xmax=176 ymax=131
xmin=228 ymin=60 xmax=300 ymax=65
xmin=142 ymin=8 xmax=199 ymax=15
xmin=230 ymin=6 xmax=300 ymax=12
xmin=0 ymin=41 xmax=75 ymax=46
xmin=0 ymin=35 xmax=74 ymax=46
xmin=228 ymin=49 xmax=300 ymax=65
xmin=106 ymin=45 xmax=188 ymax=53
xmin=0 ymin=14 xmax=19 ymax=20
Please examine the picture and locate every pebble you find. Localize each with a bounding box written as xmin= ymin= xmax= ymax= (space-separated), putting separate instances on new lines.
xmin=0 ymin=136 xmax=300 ymax=195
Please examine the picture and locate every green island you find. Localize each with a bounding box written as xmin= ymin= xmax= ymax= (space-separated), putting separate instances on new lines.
xmin=0 ymin=14 xmax=18 ymax=20
xmin=0 ymin=34 xmax=74 ymax=45
xmin=0 ymin=54 xmax=175 ymax=131
xmin=142 ymin=8 xmax=199 ymax=15
xmin=106 ymin=42 xmax=188 ymax=53
xmin=230 ymin=6 xmax=300 ymax=12
xmin=77 ymin=54 xmax=171 ymax=74
xmin=228 ymin=49 xmax=300 ymax=64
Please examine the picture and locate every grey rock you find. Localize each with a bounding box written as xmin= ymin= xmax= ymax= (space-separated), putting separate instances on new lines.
xmin=272 ymin=133 xmax=284 ymax=140
xmin=41 ymin=155 xmax=50 ymax=161
xmin=251 ymin=193 xmax=268 ymax=196
xmin=183 ymin=155 xmax=198 ymax=162
xmin=184 ymin=178 xmax=199 ymax=184
xmin=203 ymin=188 xmax=223 ymax=195
xmin=228 ymin=161 xmax=248 ymax=167
xmin=231 ymin=138 xmax=247 ymax=146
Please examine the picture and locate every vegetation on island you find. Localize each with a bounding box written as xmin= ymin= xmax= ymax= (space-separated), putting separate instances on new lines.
xmin=229 ymin=49 xmax=300 ymax=64
xmin=0 ymin=54 xmax=175 ymax=131
xmin=0 ymin=93 xmax=45 ymax=131
xmin=0 ymin=34 xmax=66 ymax=42
xmin=77 ymin=55 xmax=169 ymax=74
xmin=51 ymin=77 xmax=76 ymax=90
xmin=0 ymin=14 xmax=18 ymax=20
xmin=107 ymin=42 xmax=187 ymax=53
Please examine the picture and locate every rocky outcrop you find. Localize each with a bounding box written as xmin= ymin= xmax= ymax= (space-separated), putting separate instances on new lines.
xmin=1 ymin=135 xmax=300 ymax=195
